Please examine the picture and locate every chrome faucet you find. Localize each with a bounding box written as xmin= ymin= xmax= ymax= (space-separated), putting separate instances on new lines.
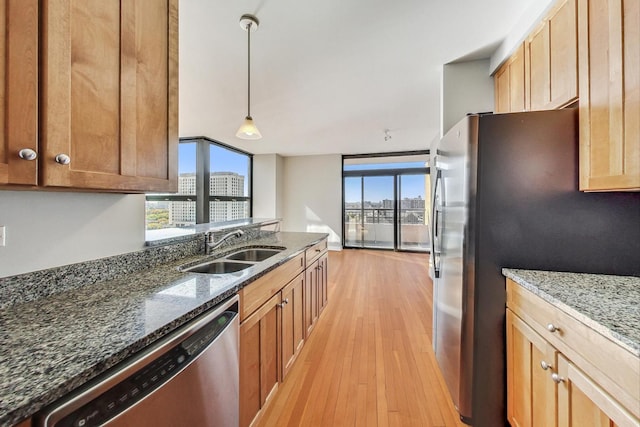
xmin=206 ymin=229 xmax=245 ymax=254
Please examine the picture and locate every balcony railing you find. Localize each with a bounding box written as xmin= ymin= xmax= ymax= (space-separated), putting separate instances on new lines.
xmin=344 ymin=208 xmax=430 ymax=250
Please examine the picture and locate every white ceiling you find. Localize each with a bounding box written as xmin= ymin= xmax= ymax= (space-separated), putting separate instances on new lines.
xmin=179 ymin=0 xmax=536 ymax=157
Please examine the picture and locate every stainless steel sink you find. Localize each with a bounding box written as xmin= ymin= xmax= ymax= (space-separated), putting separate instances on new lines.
xmin=226 ymin=248 xmax=282 ymax=262
xmin=182 ymin=261 xmax=252 ymax=274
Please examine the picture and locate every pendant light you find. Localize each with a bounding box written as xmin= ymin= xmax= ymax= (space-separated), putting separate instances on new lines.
xmin=236 ymin=14 xmax=262 ymax=140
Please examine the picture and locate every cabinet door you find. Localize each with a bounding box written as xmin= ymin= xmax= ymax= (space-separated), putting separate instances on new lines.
xmin=0 ymin=0 xmax=37 ymax=185
xmin=578 ymin=0 xmax=640 ymax=191
xmin=527 ymin=22 xmax=551 ymax=111
xmin=548 ymin=0 xmax=578 ymax=108
xmin=318 ymin=253 xmax=328 ymax=314
xmin=40 ymin=0 xmax=178 ymax=192
xmin=281 ymin=273 xmax=305 ymax=380
xmin=506 ymin=309 xmax=558 ymax=427
xmin=494 ymin=64 xmax=511 ymax=113
xmin=528 ymin=0 xmax=578 ymax=111
xmin=557 ymin=354 xmax=638 ymax=427
xmin=304 ymin=259 xmax=319 ymax=338
xmin=494 ymin=43 xmax=527 ymax=113
xmin=240 ymin=292 xmax=280 ymax=427
xmin=509 ymin=44 xmax=527 ymax=112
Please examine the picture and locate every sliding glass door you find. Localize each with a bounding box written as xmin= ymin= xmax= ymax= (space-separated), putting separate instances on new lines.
xmin=398 ymin=174 xmax=429 ymax=251
xmin=343 ymin=153 xmax=430 ymax=252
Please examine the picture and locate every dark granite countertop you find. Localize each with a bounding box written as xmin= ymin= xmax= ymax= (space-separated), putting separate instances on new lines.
xmin=0 ymin=231 xmax=327 ymax=427
xmin=503 ymin=268 xmax=640 ymax=357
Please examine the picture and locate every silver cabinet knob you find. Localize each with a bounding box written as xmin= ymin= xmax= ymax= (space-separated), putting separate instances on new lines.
xmin=18 ymin=148 xmax=37 ymax=161
xmin=55 ymin=154 xmax=71 ymax=165
xmin=551 ymin=373 xmax=564 ymax=384
xmin=540 ymin=360 xmax=552 ymax=370
xmin=546 ymin=323 xmax=560 ymax=333
xmin=278 ymin=298 xmax=289 ymax=308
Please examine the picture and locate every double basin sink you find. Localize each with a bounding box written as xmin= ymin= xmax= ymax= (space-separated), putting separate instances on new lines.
xmin=180 ymin=247 xmax=285 ymax=274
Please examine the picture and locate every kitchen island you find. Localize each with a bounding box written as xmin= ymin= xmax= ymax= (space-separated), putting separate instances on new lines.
xmin=0 ymin=230 xmax=327 ymax=427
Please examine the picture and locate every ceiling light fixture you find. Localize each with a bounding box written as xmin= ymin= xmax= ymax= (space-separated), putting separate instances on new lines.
xmin=236 ymin=14 xmax=262 ymax=140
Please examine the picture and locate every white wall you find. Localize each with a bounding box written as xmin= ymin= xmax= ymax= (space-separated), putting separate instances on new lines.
xmin=282 ymin=155 xmax=342 ymax=250
xmin=0 ymin=192 xmax=145 ymax=278
xmin=253 ymin=154 xmax=277 ymax=218
xmin=441 ymin=59 xmax=495 ymax=136
xmin=490 ymin=0 xmax=555 ymax=73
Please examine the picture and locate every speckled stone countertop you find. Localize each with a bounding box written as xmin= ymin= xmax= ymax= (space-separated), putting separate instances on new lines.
xmin=503 ymin=269 xmax=640 ymax=357
xmin=0 ymin=231 xmax=327 ymax=427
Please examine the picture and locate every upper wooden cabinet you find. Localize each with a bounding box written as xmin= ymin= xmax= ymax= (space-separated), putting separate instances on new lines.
xmin=526 ymin=0 xmax=578 ymax=111
xmin=1 ymin=0 xmax=178 ymax=193
xmin=0 ymin=0 xmax=38 ymax=186
xmin=494 ymin=43 xmax=526 ymax=113
xmin=578 ymin=0 xmax=640 ymax=191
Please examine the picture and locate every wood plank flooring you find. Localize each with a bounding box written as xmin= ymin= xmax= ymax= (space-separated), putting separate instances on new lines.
xmin=256 ymin=249 xmax=465 ymax=427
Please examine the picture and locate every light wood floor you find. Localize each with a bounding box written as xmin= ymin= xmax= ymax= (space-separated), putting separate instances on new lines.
xmin=257 ymin=249 xmax=465 ymax=427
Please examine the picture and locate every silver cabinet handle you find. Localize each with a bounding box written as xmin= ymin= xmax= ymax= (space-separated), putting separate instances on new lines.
xmin=540 ymin=361 xmax=552 ymax=370
xmin=546 ymin=323 xmax=560 ymax=333
xmin=18 ymin=148 xmax=37 ymax=161
xmin=55 ymin=154 xmax=71 ymax=165
xmin=551 ymin=373 xmax=564 ymax=384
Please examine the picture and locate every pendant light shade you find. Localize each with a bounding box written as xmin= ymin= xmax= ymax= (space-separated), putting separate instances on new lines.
xmin=236 ymin=14 xmax=262 ymax=140
xmin=236 ymin=116 xmax=262 ymax=139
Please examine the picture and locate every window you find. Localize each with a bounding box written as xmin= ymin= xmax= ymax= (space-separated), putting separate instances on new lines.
xmin=146 ymin=137 xmax=252 ymax=230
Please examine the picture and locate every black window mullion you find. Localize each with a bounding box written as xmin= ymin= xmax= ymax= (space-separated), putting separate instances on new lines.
xmin=196 ymin=138 xmax=210 ymax=224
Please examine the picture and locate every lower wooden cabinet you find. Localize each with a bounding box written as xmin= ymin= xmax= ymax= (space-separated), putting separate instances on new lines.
xmin=304 ymin=252 xmax=328 ymax=337
xmin=281 ymin=273 xmax=305 ymax=380
xmin=318 ymin=253 xmax=328 ymax=314
xmin=240 ymin=238 xmax=329 ymax=427
xmin=240 ymin=292 xmax=280 ymax=427
xmin=304 ymin=259 xmax=319 ymax=337
xmin=506 ymin=279 xmax=640 ymax=427
xmin=507 ymin=309 xmax=557 ymax=427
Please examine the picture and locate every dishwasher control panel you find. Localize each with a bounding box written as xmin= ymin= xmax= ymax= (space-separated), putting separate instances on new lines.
xmin=49 ymin=308 xmax=237 ymax=427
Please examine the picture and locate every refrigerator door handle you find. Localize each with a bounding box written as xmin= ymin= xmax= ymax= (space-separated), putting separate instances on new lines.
xmin=431 ymin=169 xmax=443 ymax=278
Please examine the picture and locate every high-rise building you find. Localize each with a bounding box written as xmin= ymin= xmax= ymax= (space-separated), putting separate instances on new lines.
xmin=169 ymin=172 xmax=247 ymax=226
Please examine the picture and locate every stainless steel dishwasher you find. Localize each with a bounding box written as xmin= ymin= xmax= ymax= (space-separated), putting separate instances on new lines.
xmin=37 ymin=295 xmax=239 ymax=427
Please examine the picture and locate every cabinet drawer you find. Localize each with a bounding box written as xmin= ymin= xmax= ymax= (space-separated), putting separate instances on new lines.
xmin=305 ymin=239 xmax=327 ymax=266
xmin=506 ymin=279 xmax=640 ymax=418
xmin=239 ymin=253 xmax=305 ymax=322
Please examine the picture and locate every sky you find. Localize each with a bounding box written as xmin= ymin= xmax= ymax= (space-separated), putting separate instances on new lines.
xmin=344 ymin=174 xmax=426 ymax=203
xmin=344 ymin=162 xmax=427 ymax=202
xmin=178 ymin=143 xmax=249 ymax=175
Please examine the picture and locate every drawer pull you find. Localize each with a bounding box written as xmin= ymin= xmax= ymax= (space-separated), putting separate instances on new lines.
xmin=546 ymin=323 xmax=560 ymax=333
xmin=540 ymin=360 xmax=552 ymax=370
xmin=551 ymin=373 xmax=564 ymax=384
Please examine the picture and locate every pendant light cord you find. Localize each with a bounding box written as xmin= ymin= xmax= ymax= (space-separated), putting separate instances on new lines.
xmin=247 ymin=22 xmax=252 ymax=118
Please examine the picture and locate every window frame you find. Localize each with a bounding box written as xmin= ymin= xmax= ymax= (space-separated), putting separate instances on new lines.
xmin=146 ymin=136 xmax=253 ymax=225
xmin=342 ymin=150 xmax=430 ymax=252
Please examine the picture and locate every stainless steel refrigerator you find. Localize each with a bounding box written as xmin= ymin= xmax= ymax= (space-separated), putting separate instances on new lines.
xmin=430 ymin=108 xmax=640 ymax=426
